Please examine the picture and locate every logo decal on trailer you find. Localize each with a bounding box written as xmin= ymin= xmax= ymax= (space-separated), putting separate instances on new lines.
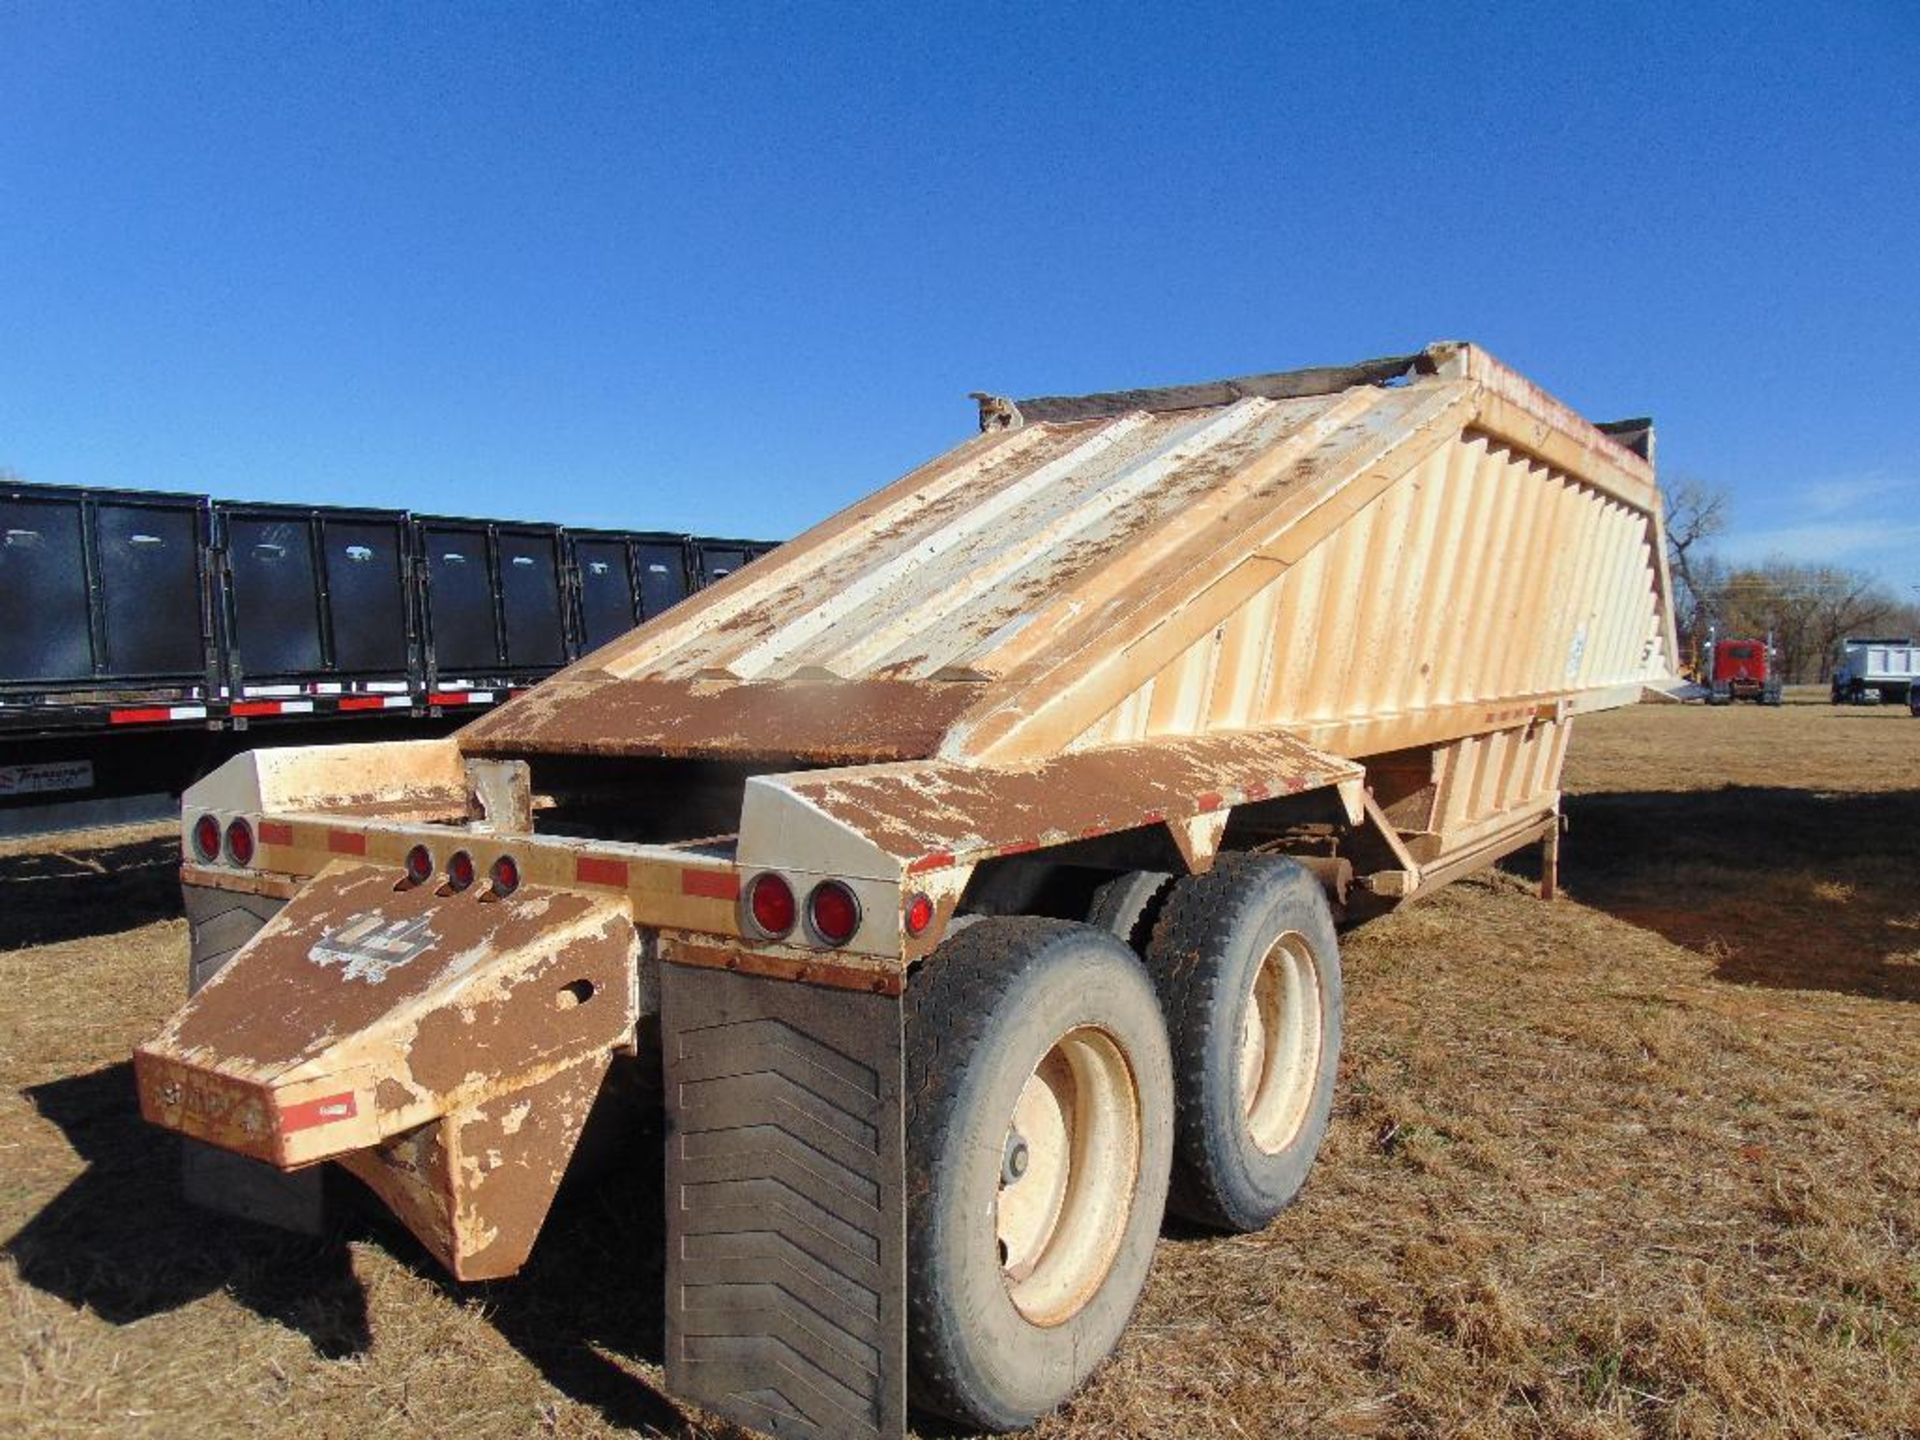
xmin=309 ymin=912 xmax=437 ymax=983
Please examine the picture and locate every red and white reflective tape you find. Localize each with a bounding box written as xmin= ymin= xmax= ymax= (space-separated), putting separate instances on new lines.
xmin=429 ymin=690 xmax=497 ymax=706
xmin=337 ymin=694 xmax=413 ymax=712
xmin=231 ymin=699 xmax=316 ymax=717
xmin=109 ymin=704 xmax=208 ymax=725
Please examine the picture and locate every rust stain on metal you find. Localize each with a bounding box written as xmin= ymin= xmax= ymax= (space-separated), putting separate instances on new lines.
xmin=664 ymin=939 xmax=905 ymax=996
xmin=135 ymin=860 xmax=639 ymax=1275
xmin=463 ymin=674 xmax=981 ymax=763
xmin=766 ymin=729 xmax=1365 ymax=873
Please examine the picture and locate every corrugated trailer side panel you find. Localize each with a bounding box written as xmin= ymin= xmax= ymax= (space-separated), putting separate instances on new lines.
xmin=1067 ymin=428 xmax=1667 ymax=756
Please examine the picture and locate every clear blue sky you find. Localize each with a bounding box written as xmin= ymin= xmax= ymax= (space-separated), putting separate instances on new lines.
xmin=3 ymin=2 xmax=1916 ymax=593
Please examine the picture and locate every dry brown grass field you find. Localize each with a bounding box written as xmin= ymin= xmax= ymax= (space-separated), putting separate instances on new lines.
xmin=4 ymin=695 xmax=1916 ymax=1439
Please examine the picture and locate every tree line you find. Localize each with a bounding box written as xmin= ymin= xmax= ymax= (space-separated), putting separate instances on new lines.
xmin=1663 ymin=478 xmax=1919 ymax=684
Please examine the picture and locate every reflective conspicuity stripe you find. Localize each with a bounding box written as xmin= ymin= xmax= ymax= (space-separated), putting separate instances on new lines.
xmin=575 ymin=856 xmax=629 ymax=887
xmin=338 ymin=695 xmax=412 ymax=711
xmin=110 ymin=704 xmax=208 ymax=725
xmin=680 ymin=868 xmax=740 ymax=901
xmin=278 ymin=1091 xmax=358 ymax=1133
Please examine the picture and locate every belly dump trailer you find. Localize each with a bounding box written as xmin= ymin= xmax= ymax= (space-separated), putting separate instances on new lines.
xmin=135 ymin=341 xmax=1677 ymax=1439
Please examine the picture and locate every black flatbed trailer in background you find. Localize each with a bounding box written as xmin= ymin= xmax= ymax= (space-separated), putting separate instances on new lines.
xmin=0 ymin=477 xmax=775 ymax=833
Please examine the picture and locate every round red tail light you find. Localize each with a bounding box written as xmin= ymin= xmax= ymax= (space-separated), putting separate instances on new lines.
xmin=490 ymin=854 xmax=520 ymax=896
xmin=405 ymin=844 xmax=434 ymax=886
xmin=447 ymin=850 xmax=475 ymax=892
xmin=808 ymin=880 xmax=861 ymax=947
xmin=746 ymin=872 xmax=796 ymax=939
xmin=904 ymin=891 xmax=936 ymax=938
xmin=191 ymin=813 xmax=221 ymax=862
xmin=224 ymin=818 xmax=255 ymax=868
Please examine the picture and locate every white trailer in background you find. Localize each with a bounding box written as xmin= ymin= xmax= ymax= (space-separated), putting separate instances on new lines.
xmin=1831 ymin=637 xmax=1920 ymax=706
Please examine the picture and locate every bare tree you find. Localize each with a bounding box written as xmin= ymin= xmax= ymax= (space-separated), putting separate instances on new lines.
xmin=1709 ymin=559 xmax=1896 ymax=683
xmin=1661 ymin=475 xmax=1729 ymax=668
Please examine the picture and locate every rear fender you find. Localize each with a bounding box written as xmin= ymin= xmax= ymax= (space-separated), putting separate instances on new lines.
xmin=135 ymin=860 xmax=641 ymax=1279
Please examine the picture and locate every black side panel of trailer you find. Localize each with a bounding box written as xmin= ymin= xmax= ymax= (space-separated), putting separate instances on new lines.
xmin=223 ymin=512 xmax=326 ymax=677
xmin=0 ymin=494 xmax=92 ymax=684
xmin=320 ymin=515 xmax=412 ymax=674
xmin=219 ymin=504 xmax=416 ymax=683
xmin=420 ymin=522 xmax=501 ymax=675
xmin=497 ymin=527 xmax=567 ymax=670
xmin=636 ymin=539 xmax=693 ymax=619
xmin=573 ymin=536 xmax=638 ymax=652
xmin=95 ymin=500 xmax=206 ymax=679
xmin=694 ymin=541 xmax=749 ymax=587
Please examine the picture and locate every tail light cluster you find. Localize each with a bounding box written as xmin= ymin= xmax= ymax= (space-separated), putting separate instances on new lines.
xmin=401 ymin=844 xmax=521 ymax=897
xmin=190 ymin=813 xmax=257 ymax=868
xmin=193 ymin=814 xmax=526 ymax=899
xmin=744 ymin=873 xmax=866 ymax=948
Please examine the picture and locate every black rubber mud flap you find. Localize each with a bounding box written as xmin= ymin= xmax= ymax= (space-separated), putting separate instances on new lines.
xmin=662 ymin=963 xmax=906 ymax=1440
xmin=181 ymin=883 xmax=327 ymax=1234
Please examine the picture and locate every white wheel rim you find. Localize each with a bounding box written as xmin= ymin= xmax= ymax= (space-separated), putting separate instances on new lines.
xmin=1240 ymin=932 xmax=1322 ymax=1154
xmin=996 ymin=1025 xmax=1141 ymax=1327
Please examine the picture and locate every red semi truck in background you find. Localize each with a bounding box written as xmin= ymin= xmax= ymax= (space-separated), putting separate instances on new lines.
xmin=1704 ymin=637 xmax=1782 ymax=705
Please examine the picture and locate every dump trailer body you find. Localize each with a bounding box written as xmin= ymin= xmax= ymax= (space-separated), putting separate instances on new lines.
xmin=1833 ymin=637 xmax=1919 ymax=705
xmin=138 ymin=342 xmax=1675 ymax=1440
xmin=467 ymin=341 xmax=1671 ymax=772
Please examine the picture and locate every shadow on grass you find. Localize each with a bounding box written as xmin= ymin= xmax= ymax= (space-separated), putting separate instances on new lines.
xmin=438 ymin=1081 xmax=704 ymax=1438
xmin=5 ymin=1063 xmax=370 ymax=1357
xmin=6 ymin=1060 xmax=713 ymax=1435
xmin=0 ymin=836 xmax=183 ymax=950
xmin=1563 ymin=785 xmax=1920 ymax=1002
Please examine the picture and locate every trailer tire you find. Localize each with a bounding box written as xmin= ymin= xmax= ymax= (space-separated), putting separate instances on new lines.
xmin=1145 ymin=855 xmax=1341 ymax=1232
xmin=1086 ymin=869 xmax=1175 ymax=953
xmin=905 ymin=918 xmax=1173 ymax=1431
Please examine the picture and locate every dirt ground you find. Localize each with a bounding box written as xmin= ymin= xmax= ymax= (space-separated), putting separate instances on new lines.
xmin=3 ymin=696 xmax=1916 ymax=1439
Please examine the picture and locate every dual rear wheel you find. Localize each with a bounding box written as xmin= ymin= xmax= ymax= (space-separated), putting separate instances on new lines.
xmin=905 ymin=857 xmax=1342 ymax=1429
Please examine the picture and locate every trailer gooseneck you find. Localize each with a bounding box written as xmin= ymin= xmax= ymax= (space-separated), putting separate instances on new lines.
xmin=135 ymin=341 xmax=1677 ymax=1439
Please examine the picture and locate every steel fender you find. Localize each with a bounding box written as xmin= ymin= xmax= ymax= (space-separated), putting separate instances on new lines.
xmin=136 ymin=860 xmax=642 ymax=1278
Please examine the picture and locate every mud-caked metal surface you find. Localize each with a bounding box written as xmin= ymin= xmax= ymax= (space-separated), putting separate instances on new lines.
xmin=662 ymin=963 xmax=906 ymax=1440
xmin=138 ymin=861 xmax=641 ymax=1278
